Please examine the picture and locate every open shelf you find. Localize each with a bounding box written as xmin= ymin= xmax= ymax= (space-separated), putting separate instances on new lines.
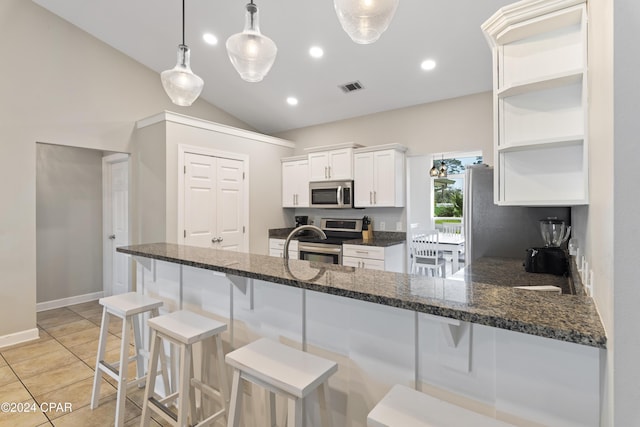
xmin=484 ymin=1 xmax=588 ymax=207
xmin=498 ymin=142 xmax=587 ymax=205
xmin=498 ymin=70 xmax=583 ymax=98
xmin=498 ymin=135 xmax=583 ymax=153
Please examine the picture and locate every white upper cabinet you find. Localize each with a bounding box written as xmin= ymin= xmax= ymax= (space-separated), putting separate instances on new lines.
xmin=281 ymin=156 xmax=309 ymax=208
xmin=353 ymin=144 xmax=406 ymax=208
xmin=306 ymin=143 xmax=362 ymax=181
xmin=482 ymin=0 xmax=588 ymax=206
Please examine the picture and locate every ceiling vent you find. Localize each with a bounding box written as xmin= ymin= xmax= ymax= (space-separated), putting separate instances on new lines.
xmin=339 ymin=81 xmax=364 ymax=93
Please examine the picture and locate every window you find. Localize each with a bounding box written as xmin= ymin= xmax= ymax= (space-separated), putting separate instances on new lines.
xmin=431 ymin=153 xmax=483 ymax=227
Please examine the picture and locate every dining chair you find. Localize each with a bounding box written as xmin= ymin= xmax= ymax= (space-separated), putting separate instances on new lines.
xmin=410 ymin=230 xmax=446 ymax=278
xmin=442 ymin=222 xmax=462 ymax=236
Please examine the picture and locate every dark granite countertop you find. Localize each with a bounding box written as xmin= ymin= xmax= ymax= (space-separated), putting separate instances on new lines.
xmin=118 ymin=243 xmax=606 ymax=349
xmin=268 ymin=228 xmax=405 ymax=247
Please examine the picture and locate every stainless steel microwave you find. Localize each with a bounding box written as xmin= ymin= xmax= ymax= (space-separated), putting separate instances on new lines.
xmin=309 ymin=180 xmax=353 ymax=208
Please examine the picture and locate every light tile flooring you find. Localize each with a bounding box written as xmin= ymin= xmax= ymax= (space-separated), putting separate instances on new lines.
xmin=0 ymin=300 xmax=170 ymax=427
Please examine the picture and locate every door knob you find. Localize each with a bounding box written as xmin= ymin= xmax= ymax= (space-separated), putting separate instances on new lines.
xmin=108 ymin=234 xmax=116 ymax=240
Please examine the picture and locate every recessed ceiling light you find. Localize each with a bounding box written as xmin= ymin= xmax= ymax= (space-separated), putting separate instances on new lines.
xmin=309 ymin=46 xmax=324 ymax=58
xmin=421 ymin=59 xmax=436 ymax=71
xmin=203 ymin=33 xmax=218 ymax=45
xmin=286 ymin=97 xmax=299 ymax=106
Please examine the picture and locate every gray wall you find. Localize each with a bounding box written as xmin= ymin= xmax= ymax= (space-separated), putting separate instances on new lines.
xmin=276 ymin=92 xmax=494 ymax=163
xmin=36 ymin=144 xmax=104 ymax=303
xmin=612 ymin=1 xmax=639 ymax=424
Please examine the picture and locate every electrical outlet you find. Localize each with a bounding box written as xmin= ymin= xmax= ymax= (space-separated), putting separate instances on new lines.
xmin=396 ymin=221 xmax=402 ymax=231
xmin=379 ymin=221 xmax=386 ymax=231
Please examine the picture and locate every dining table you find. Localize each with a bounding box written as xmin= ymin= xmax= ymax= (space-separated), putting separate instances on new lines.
xmin=438 ymin=232 xmax=465 ymax=273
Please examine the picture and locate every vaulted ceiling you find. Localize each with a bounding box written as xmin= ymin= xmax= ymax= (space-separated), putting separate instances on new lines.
xmin=33 ymin=0 xmax=515 ymax=134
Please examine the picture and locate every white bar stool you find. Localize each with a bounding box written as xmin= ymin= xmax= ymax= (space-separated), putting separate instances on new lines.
xmin=90 ymin=292 xmax=168 ymax=427
xmin=225 ymin=338 xmax=338 ymax=427
xmin=141 ymin=310 xmax=230 ymax=427
xmin=367 ymin=384 xmax=516 ymax=427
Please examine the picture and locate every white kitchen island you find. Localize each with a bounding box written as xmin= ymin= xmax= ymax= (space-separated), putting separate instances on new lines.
xmin=120 ymin=243 xmax=604 ymax=427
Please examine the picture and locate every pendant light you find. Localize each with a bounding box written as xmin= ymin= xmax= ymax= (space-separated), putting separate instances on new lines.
xmin=430 ymin=155 xmax=447 ymax=178
xmin=438 ymin=156 xmax=448 ymax=178
xmin=161 ymin=0 xmax=204 ymax=106
xmin=226 ymin=1 xmax=277 ymax=83
xmin=334 ymin=0 xmax=399 ymax=44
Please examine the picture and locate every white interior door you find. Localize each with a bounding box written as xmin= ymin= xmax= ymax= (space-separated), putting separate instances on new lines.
xmin=185 ymin=153 xmax=217 ymax=247
xmin=103 ymin=154 xmax=130 ymax=296
xmin=216 ymin=157 xmax=244 ymax=251
xmin=184 ymin=152 xmax=246 ymax=252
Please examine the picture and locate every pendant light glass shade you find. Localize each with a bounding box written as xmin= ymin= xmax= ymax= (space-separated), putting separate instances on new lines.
xmin=429 ymin=164 xmax=439 ymax=177
xmin=226 ymin=2 xmax=277 ymax=83
xmin=334 ymin=0 xmax=399 ymax=44
xmin=438 ymin=161 xmax=448 ymax=178
xmin=161 ymin=45 xmax=204 ymax=106
xmin=161 ymin=0 xmax=203 ymax=106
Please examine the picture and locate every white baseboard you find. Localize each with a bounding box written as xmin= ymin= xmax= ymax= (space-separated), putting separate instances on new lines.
xmin=36 ymin=291 xmax=103 ymax=312
xmin=0 ymin=328 xmax=39 ymax=350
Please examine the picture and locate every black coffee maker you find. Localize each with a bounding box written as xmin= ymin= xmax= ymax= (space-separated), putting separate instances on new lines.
xmin=295 ymin=216 xmax=308 ymax=227
xmin=524 ymin=218 xmax=571 ymax=276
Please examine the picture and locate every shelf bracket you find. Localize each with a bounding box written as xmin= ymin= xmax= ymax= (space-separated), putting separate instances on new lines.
xmin=422 ymin=313 xmax=463 ymax=348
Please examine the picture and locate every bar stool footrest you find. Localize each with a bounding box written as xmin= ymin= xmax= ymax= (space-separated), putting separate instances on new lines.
xmin=149 ymin=396 xmax=179 ymax=423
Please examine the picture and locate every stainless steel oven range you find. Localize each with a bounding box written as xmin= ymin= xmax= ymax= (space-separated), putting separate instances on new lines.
xmin=297 ymin=218 xmax=363 ymax=265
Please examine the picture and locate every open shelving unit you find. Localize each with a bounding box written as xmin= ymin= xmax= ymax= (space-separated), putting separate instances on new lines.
xmin=482 ymin=0 xmax=588 ymax=206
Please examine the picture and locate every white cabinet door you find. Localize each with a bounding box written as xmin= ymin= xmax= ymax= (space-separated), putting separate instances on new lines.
xmin=373 ymin=150 xmax=394 ymax=206
xmin=354 ymin=152 xmax=374 ymax=207
xmin=282 ymin=159 xmax=309 ymax=207
xmin=184 ymin=152 xmax=245 ymax=251
xmin=343 ymin=243 xmax=405 ymax=273
xmin=308 ymin=148 xmax=353 ymax=181
xmin=353 ymin=148 xmax=405 ymax=207
xmin=269 ymin=238 xmax=298 ymax=259
xmin=328 ymin=148 xmax=353 ymax=180
xmin=308 ymin=152 xmax=330 ymax=181
xmin=343 ymin=256 xmax=385 ymax=271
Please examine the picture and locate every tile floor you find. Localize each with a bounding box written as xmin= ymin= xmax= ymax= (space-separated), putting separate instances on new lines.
xmin=0 ymin=300 xmax=171 ymax=427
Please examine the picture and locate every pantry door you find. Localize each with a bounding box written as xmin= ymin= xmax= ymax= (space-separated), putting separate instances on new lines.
xmin=182 ymin=150 xmax=247 ymax=252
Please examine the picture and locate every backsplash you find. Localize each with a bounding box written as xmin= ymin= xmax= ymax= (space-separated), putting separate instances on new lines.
xmin=290 ymin=207 xmax=406 ymax=231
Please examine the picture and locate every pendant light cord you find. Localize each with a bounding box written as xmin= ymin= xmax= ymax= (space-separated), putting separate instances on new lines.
xmin=181 ymin=0 xmax=185 ymax=45
xmin=249 ymin=0 xmax=256 ymax=29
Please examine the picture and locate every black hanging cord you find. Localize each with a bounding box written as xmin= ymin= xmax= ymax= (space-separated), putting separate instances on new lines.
xmin=181 ymin=0 xmax=185 ymax=45
xmin=249 ymin=0 xmax=256 ymax=29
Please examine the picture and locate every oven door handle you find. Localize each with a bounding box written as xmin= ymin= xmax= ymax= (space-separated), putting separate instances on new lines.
xmin=298 ymin=244 xmax=342 ymax=255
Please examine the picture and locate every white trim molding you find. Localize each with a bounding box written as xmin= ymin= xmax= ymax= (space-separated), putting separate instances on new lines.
xmin=136 ymin=111 xmax=296 ymax=149
xmin=36 ymin=291 xmax=104 ymax=312
xmin=0 ymin=328 xmax=40 ymax=350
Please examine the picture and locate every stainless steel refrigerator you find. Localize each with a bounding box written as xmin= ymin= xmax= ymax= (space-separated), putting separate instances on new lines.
xmin=463 ymin=165 xmax=570 ymax=263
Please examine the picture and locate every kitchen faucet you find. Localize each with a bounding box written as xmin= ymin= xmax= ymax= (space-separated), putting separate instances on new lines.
xmin=283 ymin=225 xmax=327 ymax=259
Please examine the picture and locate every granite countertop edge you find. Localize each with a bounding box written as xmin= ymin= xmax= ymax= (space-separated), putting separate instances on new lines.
xmin=118 ymin=243 xmax=606 ymax=349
